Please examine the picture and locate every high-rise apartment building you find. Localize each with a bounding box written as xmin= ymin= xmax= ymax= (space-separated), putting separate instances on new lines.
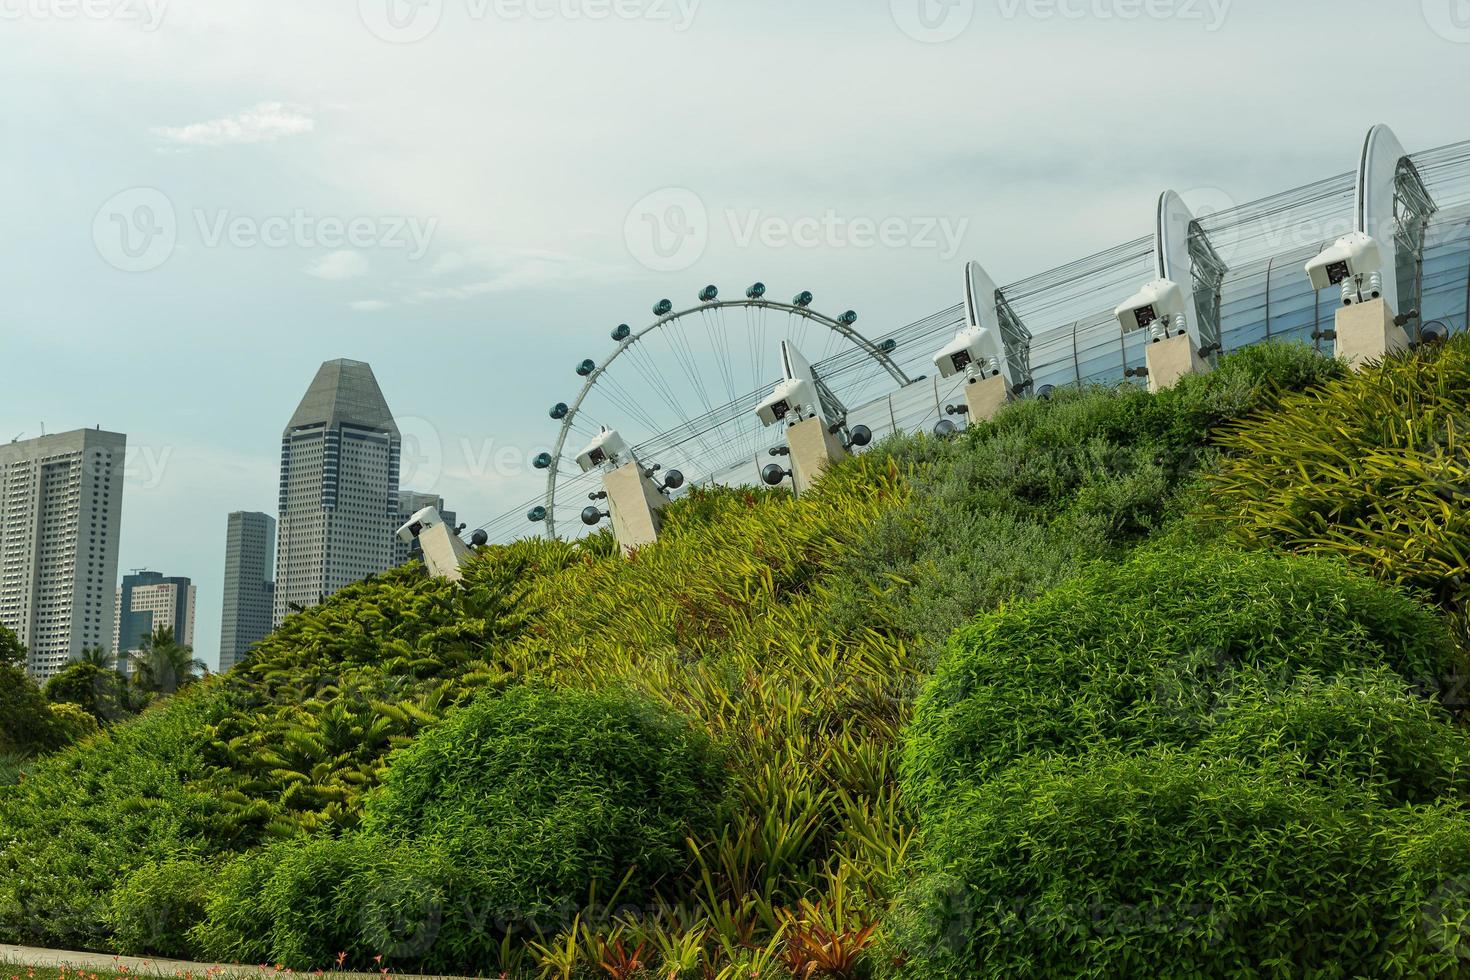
xmin=219 ymin=511 xmax=275 ymax=671
xmin=394 ymin=490 xmax=456 ymax=567
xmin=274 ymin=359 xmax=400 ymax=626
xmin=0 ymin=429 xmax=126 ymax=680
xmin=114 ymin=571 xmax=196 ymax=663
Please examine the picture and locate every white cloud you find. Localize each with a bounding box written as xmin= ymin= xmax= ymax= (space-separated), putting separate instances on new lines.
xmin=152 ymin=102 xmax=315 ymax=147
xmin=411 ymin=248 xmax=614 ymax=302
xmin=349 ymin=299 xmax=390 ymax=312
xmin=308 ymin=250 xmax=370 ymax=281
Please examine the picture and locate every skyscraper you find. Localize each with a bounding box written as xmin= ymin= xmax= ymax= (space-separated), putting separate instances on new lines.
xmin=394 ymin=490 xmax=457 ymax=567
xmin=0 ymin=429 xmax=126 ymax=680
xmin=114 ymin=571 xmax=196 ymax=663
xmin=219 ymin=511 xmax=275 ymax=671
xmin=274 ymin=359 xmax=400 ymax=626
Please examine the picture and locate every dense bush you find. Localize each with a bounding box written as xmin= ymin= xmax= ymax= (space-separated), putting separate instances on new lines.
xmin=0 ymin=663 xmax=68 ymax=756
xmin=893 ymin=752 xmax=1470 ymax=978
xmin=43 ymin=662 xmax=140 ymax=724
xmin=193 ymin=835 xmax=450 ymax=970
xmin=0 ymin=686 xmax=231 ymax=949
xmin=902 ymin=546 xmax=1457 ymax=811
xmin=1211 ymin=333 xmax=1470 ymax=611
xmin=365 ymin=685 xmax=725 ymax=958
xmin=108 ymin=859 xmax=213 ymax=958
xmin=194 ymin=686 xmax=726 ymax=972
xmin=893 ymin=545 xmax=1470 ymax=977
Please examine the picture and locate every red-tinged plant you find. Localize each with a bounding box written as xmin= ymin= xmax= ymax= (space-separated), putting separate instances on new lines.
xmin=778 ymin=909 xmax=879 ymax=980
xmin=598 ymin=938 xmax=650 ymax=979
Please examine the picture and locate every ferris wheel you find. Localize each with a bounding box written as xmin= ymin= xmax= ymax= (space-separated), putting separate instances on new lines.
xmin=526 ymin=284 xmax=913 ymax=539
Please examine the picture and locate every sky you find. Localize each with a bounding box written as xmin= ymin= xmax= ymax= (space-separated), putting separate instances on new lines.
xmin=2 ymin=0 xmax=1467 ymax=670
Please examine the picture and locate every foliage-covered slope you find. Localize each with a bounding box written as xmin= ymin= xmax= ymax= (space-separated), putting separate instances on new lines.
xmin=8 ymin=339 xmax=1466 ymax=978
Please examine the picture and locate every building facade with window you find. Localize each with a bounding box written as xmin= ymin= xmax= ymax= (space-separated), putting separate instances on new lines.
xmin=0 ymin=429 xmax=126 ymax=680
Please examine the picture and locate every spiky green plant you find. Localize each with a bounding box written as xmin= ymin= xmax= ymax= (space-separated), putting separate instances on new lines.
xmin=1210 ymin=334 xmax=1470 ymax=611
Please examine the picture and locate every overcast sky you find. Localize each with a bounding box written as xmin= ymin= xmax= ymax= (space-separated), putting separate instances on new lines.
xmin=2 ymin=0 xmax=1467 ymax=669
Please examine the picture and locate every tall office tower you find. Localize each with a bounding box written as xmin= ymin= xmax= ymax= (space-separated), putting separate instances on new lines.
xmin=394 ymin=490 xmax=457 ymax=567
xmin=114 ymin=571 xmax=196 ymax=664
xmin=0 ymin=429 xmax=126 ymax=681
xmin=219 ymin=511 xmax=275 ymax=671
xmin=274 ymin=359 xmax=400 ymax=626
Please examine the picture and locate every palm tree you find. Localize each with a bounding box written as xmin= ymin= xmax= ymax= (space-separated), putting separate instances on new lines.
xmin=130 ymin=626 xmax=207 ymax=695
xmin=78 ymin=646 xmax=126 ymax=672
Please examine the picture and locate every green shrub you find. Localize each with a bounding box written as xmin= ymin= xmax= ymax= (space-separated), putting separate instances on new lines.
xmin=0 ymin=687 xmax=230 ymax=950
xmin=195 ymin=686 xmax=728 ymax=972
xmin=1210 ymin=333 xmax=1470 ymax=611
xmin=903 ymin=546 xmax=1455 ymax=812
xmin=0 ymin=663 xmax=68 ymax=755
xmin=364 ymin=685 xmax=726 ymax=955
xmin=893 ymin=546 xmax=1470 ymax=977
xmin=47 ymin=701 xmax=100 ymax=744
xmin=193 ymin=835 xmax=450 ymax=970
xmin=108 ymin=859 xmax=212 ymax=958
xmin=891 ymin=751 xmax=1470 ymax=979
xmin=44 ymin=662 xmax=140 ymax=723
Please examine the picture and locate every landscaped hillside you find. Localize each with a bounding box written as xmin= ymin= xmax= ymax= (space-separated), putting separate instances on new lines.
xmin=4 ymin=338 xmax=1470 ymax=978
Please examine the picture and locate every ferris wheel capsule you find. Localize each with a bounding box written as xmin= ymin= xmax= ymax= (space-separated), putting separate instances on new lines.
xmin=533 ymin=452 xmax=553 ymax=470
xmin=576 ymin=359 xmax=596 ymax=376
xmin=611 ymin=324 xmax=631 ymax=341
xmin=699 ymin=285 xmax=718 ymax=302
xmin=838 ymin=310 xmax=858 ymax=325
xmin=880 ymin=339 xmax=897 ymax=353
xmin=527 ymin=506 xmax=548 ymax=522
xmin=654 ymin=299 xmax=673 ymax=316
xmin=793 ymin=291 xmax=813 ymax=307
xmin=550 ymin=402 xmax=569 ymax=420
xmin=746 ymin=282 xmax=766 ymax=299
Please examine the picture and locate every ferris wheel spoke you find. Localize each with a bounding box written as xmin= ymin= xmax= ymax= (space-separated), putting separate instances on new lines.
xmin=531 ymin=291 xmax=908 ymax=541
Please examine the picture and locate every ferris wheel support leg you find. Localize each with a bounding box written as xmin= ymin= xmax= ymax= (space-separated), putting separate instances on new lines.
xmin=603 ymin=461 xmax=669 ymax=553
xmin=1144 ymin=332 xmax=1209 ymax=394
xmin=963 ymin=373 xmax=1011 ymax=423
xmin=786 ymin=417 xmax=848 ymax=497
xmin=1333 ymin=298 xmax=1409 ymax=369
